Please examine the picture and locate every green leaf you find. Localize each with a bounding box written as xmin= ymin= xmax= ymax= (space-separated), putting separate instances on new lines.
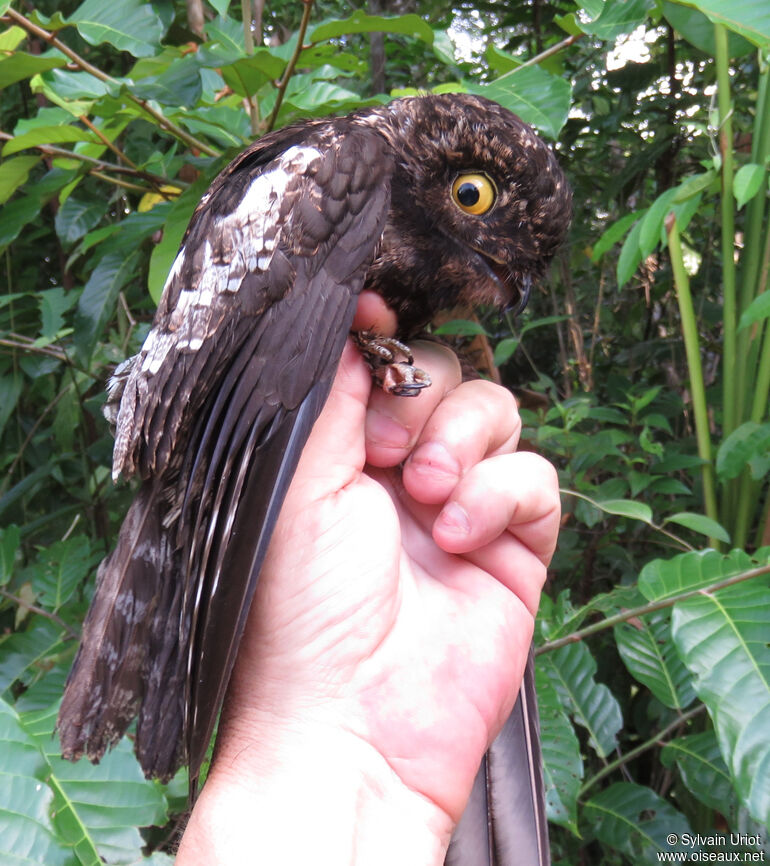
xmin=638 ymin=188 xmax=677 ymax=259
xmin=2 ymin=125 xmax=98 ymax=157
xmin=35 ymin=536 xmax=91 ymax=611
xmin=716 ymin=421 xmax=770 ymax=481
xmin=617 ymin=214 xmax=645 ymax=287
xmin=0 ymin=618 xmax=68 ymax=693
xmin=592 ymin=211 xmax=641 ymax=262
xmin=0 ymin=24 xmax=26 ymax=50
xmin=540 ymin=643 xmax=622 ymax=757
xmin=74 ymin=250 xmax=142 ymax=362
xmin=579 ymin=0 xmax=656 ymax=41
xmin=671 ymin=578 xmax=770 ymax=825
xmin=218 ymin=51 xmax=286 ymax=98
xmin=665 ymin=512 xmax=731 ymax=543
xmin=673 ymin=168 xmax=718 ymax=201
xmin=432 ymin=318 xmax=488 ymax=337
xmin=472 ymin=65 xmax=572 ymax=139
xmin=39 ymin=287 xmax=77 ymax=338
xmin=0 ymin=697 xmax=73 ymax=866
xmin=733 ymin=163 xmax=766 ymax=208
xmin=584 ymin=782 xmax=693 ymax=863
xmin=0 ymin=524 xmax=20 ymax=586
xmin=54 ymin=197 xmax=109 ymax=245
xmin=595 ymin=498 xmax=653 ymax=523
xmin=615 ymin=611 xmax=696 ymax=709
xmin=667 ymin=0 xmax=770 ymax=48
xmin=208 ymin=0 xmax=231 ymax=15
xmin=0 ymin=50 xmax=67 ymax=89
xmin=536 ymin=665 xmax=582 ymax=833
xmin=661 ymin=729 xmax=736 ymax=813
xmin=493 ymin=336 xmax=520 ymax=366
xmin=662 ymin=1 xmax=754 ymax=55
xmin=0 ymin=154 xmax=39 ymax=205
xmin=738 ymin=292 xmax=770 ymax=331
xmin=310 ymin=11 xmax=434 ymax=45
xmin=68 ymin=0 xmax=166 ymax=58
xmin=638 ymin=548 xmax=762 ymax=602
xmin=147 ymin=176 xmax=211 ymax=304
xmin=130 ymin=55 xmax=203 ymax=105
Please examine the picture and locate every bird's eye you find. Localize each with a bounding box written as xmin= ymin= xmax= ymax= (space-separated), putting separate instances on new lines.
xmin=451 ymin=173 xmax=496 ymax=215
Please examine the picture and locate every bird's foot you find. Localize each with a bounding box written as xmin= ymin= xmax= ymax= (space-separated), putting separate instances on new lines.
xmin=353 ymin=332 xmax=432 ymax=397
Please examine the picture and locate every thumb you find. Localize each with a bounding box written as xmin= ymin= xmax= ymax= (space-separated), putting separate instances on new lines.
xmin=288 ymin=339 xmax=372 ymax=501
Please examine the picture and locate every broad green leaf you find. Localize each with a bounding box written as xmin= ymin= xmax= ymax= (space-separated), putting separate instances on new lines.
xmin=673 ymin=168 xmax=718 ymax=201
xmin=433 ymin=319 xmax=488 ymax=337
xmin=2 ymin=125 xmax=98 ymax=157
xmin=147 ymin=176 xmax=211 ymax=304
xmin=733 ymin=163 xmax=765 ymax=208
xmin=615 ymin=611 xmax=696 ymax=709
xmin=738 ymin=292 xmax=770 ymax=331
xmin=579 ymin=0 xmax=655 ymax=41
xmin=31 ymin=68 xmax=118 ymax=113
xmin=639 ymin=188 xmax=677 ymax=259
xmin=716 ymin=421 xmax=770 ymax=481
xmin=595 ymin=498 xmax=653 ymax=523
xmin=0 ymin=50 xmax=67 ymax=89
xmin=591 ymin=211 xmax=640 ymax=262
xmin=39 ymin=287 xmax=78 ymax=338
xmin=662 ymin=1 xmax=754 ymax=55
xmin=0 ymin=154 xmax=39 ymax=205
xmin=310 ymin=11 xmax=434 ymax=45
xmin=584 ymin=782 xmax=693 ymax=863
xmin=671 ymin=578 xmax=770 ymax=825
xmin=54 ymin=197 xmax=109 ymax=246
xmin=130 ymin=55 xmax=202 ymax=105
xmin=536 ymin=665 xmax=582 ymax=833
xmin=0 ymin=24 xmax=25 ymax=50
xmin=208 ymin=0 xmax=231 ymax=15
xmin=4 ymin=700 xmax=170 ymax=866
xmin=0 ymin=375 xmax=23 ymax=442
xmin=665 ymin=512 xmax=731 ymax=543
xmin=34 ymin=536 xmax=91 ymax=611
xmin=661 ymin=729 xmax=735 ymax=813
xmin=69 ymin=0 xmax=166 ymax=58
xmin=218 ymin=51 xmax=286 ymax=98
xmin=540 ymin=643 xmax=622 ymax=757
xmin=493 ymin=337 xmax=520 ymax=366
xmin=472 ymin=65 xmax=572 ymax=139
xmin=617 ymin=214 xmax=645 ymax=287
xmin=0 ymin=618 xmax=68 ymax=694
xmin=0 ymin=524 xmax=20 ymax=586
xmin=667 ymin=0 xmax=770 ymax=48
xmin=0 ymin=697 xmax=73 ymax=866
xmin=74 ymin=250 xmax=142 ymax=362
xmin=638 ymin=548 xmax=762 ymax=601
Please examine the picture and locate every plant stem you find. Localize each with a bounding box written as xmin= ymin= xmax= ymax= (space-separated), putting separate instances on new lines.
xmin=535 ymin=561 xmax=770 ymax=655
xmin=578 ymin=704 xmax=707 ymax=797
xmin=241 ymin=0 xmax=260 ymax=136
xmin=714 ymin=24 xmax=738 ymax=436
xmin=263 ymin=0 xmax=314 ymax=133
xmin=5 ymin=8 xmax=220 ymax=158
xmin=666 ymin=213 xmax=719 ymax=541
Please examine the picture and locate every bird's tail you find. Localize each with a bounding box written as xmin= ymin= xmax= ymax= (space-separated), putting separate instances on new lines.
xmin=57 ymin=480 xmax=187 ymax=780
xmin=445 ymin=649 xmax=549 ymax=866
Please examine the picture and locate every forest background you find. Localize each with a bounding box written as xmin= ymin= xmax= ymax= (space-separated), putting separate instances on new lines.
xmin=0 ymin=0 xmax=769 ymax=863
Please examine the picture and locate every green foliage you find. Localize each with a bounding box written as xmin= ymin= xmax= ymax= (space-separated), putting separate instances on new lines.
xmin=1 ymin=0 xmax=769 ymax=862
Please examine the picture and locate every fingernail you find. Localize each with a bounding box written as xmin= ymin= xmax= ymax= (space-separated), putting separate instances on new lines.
xmin=366 ymin=410 xmax=411 ymax=448
xmin=437 ymin=501 xmax=471 ymax=535
xmin=408 ymin=441 xmax=461 ymax=481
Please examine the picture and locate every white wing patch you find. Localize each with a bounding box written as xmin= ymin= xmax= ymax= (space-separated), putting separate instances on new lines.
xmin=138 ymin=145 xmax=321 ymax=378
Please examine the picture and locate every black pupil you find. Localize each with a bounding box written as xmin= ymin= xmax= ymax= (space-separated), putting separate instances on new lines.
xmin=457 ymin=182 xmax=480 ymax=207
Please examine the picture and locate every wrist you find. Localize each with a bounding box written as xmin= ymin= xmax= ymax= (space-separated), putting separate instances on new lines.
xmin=177 ymin=717 xmax=453 ymax=866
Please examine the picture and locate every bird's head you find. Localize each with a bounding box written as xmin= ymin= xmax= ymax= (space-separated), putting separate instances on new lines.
xmin=357 ymin=93 xmax=572 ymax=334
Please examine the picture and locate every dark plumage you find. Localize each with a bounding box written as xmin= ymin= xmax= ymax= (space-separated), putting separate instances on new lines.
xmin=57 ymin=92 xmax=570 ymax=865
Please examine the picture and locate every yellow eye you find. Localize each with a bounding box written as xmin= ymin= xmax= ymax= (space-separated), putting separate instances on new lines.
xmin=451 ymin=173 xmax=496 ymax=215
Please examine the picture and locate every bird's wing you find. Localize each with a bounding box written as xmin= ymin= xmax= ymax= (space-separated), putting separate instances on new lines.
xmin=445 ymin=650 xmax=549 ymax=866
xmin=58 ymin=119 xmax=394 ymax=785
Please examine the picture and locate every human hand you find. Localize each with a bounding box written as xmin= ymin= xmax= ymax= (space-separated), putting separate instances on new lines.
xmin=178 ymin=303 xmax=560 ymax=865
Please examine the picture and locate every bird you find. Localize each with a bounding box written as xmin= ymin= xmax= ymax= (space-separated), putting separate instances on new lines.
xmin=57 ymin=92 xmax=571 ymax=865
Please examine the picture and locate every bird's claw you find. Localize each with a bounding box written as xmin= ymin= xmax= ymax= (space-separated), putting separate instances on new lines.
xmin=353 ymin=332 xmax=432 ymax=397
